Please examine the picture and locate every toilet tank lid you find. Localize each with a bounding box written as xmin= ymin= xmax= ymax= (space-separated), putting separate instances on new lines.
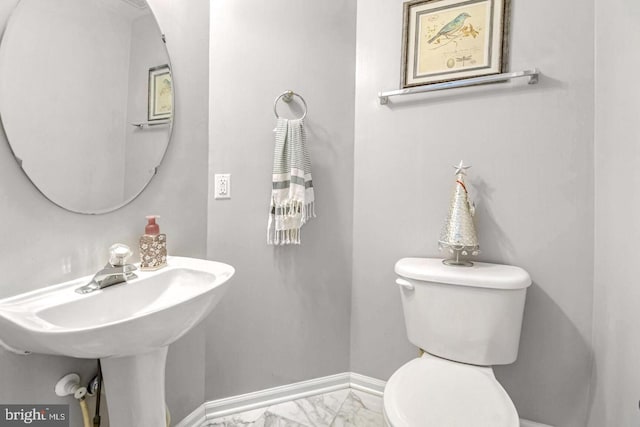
xmin=395 ymin=258 xmax=532 ymax=290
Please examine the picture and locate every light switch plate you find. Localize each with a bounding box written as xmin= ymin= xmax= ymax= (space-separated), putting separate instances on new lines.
xmin=214 ymin=173 xmax=231 ymax=199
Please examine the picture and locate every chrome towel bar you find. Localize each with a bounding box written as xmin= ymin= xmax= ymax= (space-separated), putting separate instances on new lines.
xmin=378 ymin=68 xmax=540 ymax=105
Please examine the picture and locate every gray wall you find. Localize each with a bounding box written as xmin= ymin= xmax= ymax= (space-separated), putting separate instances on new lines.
xmin=350 ymin=1 xmax=594 ymax=426
xmin=0 ymin=0 xmax=210 ymax=424
xmin=205 ymin=0 xmax=356 ymax=399
xmin=589 ymin=0 xmax=640 ymax=425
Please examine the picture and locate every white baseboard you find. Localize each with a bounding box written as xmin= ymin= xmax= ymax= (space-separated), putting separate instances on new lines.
xmin=175 ymin=372 xmax=356 ymax=427
xmin=204 ymin=372 xmax=352 ymax=420
xmin=349 ymin=372 xmax=386 ymax=396
xmin=175 ymin=372 xmax=552 ymax=427
xmin=520 ymin=420 xmax=553 ymax=427
xmin=175 ymin=404 xmax=206 ymax=427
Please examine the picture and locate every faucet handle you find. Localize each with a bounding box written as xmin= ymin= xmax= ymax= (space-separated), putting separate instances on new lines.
xmin=109 ymin=244 xmax=132 ymax=267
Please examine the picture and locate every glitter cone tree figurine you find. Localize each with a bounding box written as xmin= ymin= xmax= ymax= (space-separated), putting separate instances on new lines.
xmin=438 ymin=160 xmax=479 ymax=266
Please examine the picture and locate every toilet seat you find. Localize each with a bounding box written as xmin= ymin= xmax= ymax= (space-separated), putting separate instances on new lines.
xmin=383 ymin=353 xmax=519 ymax=427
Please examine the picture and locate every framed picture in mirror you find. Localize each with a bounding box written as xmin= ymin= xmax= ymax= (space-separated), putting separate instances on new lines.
xmin=148 ymin=65 xmax=172 ymax=121
xmin=401 ymin=0 xmax=509 ymax=88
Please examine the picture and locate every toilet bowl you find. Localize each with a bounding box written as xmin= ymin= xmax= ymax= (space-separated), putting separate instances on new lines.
xmin=383 ymin=353 xmax=519 ymax=427
xmin=384 ymin=258 xmax=531 ymax=427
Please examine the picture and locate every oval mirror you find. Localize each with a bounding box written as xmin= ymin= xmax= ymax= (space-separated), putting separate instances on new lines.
xmin=0 ymin=0 xmax=173 ymax=214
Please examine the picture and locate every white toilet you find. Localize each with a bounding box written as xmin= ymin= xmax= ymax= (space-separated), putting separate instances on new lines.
xmin=384 ymin=257 xmax=532 ymax=427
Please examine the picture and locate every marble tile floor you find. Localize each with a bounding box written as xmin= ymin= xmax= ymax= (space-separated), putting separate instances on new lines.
xmin=206 ymin=388 xmax=385 ymax=427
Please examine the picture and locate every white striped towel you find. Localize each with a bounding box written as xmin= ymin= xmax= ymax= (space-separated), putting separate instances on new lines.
xmin=267 ymin=118 xmax=315 ymax=245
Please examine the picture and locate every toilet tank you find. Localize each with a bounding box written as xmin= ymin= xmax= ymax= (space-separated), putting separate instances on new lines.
xmin=395 ymin=258 xmax=531 ymax=366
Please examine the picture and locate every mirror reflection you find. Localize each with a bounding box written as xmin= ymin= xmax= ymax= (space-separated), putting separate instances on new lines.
xmin=0 ymin=0 xmax=172 ymax=214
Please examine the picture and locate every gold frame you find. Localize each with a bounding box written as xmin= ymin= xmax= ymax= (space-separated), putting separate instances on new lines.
xmin=401 ymin=0 xmax=510 ymax=88
xmin=148 ymin=65 xmax=172 ymax=121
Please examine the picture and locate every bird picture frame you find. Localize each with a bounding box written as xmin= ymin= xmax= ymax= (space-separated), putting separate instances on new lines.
xmin=400 ymin=0 xmax=510 ymax=88
xmin=148 ymin=64 xmax=173 ymax=121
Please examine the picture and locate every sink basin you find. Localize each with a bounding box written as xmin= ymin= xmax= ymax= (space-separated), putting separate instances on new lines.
xmin=0 ymin=256 xmax=234 ymax=358
xmin=0 ymin=256 xmax=234 ymax=426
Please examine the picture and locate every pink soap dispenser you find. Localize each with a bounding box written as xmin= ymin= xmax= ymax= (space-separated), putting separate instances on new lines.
xmin=139 ymin=215 xmax=167 ymax=270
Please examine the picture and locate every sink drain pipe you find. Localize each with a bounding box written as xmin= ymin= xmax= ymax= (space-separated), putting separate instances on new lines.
xmin=86 ymin=360 xmax=103 ymax=427
xmin=54 ymin=373 xmax=91 ymax=427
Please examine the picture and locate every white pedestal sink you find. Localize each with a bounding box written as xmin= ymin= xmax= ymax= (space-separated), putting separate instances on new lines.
xmin=0 ymin=256 xmax=234 ymax=426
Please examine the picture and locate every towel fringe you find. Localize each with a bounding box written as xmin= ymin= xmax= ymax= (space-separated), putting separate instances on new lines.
xmin=267 ymin=201 xmax=311 ymax=245
xmin=268 ymin=228 xmax=302 ymax=246
xmin=269 ymin=198 xmax=315 ymax=222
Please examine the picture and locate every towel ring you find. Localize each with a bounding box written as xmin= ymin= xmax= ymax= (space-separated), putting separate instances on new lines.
xmin=273 ymin=90 xmax=307 ymax=120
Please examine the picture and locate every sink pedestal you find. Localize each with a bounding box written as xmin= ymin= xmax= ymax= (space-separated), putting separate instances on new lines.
xmin=101 ymin=347 xmax=168 ymax=427
xmin=0 ymin=257 xmax=235 ymax=426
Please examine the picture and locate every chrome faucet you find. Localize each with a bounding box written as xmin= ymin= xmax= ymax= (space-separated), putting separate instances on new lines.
xmin=76 ymin=244 xmax=138 ymax=294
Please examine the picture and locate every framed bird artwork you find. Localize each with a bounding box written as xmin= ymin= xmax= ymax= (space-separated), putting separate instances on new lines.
xmin=148 ymin=64 xmax=173 ymax=121
xmin=400 ymin=0 xmax=510 ymax=88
